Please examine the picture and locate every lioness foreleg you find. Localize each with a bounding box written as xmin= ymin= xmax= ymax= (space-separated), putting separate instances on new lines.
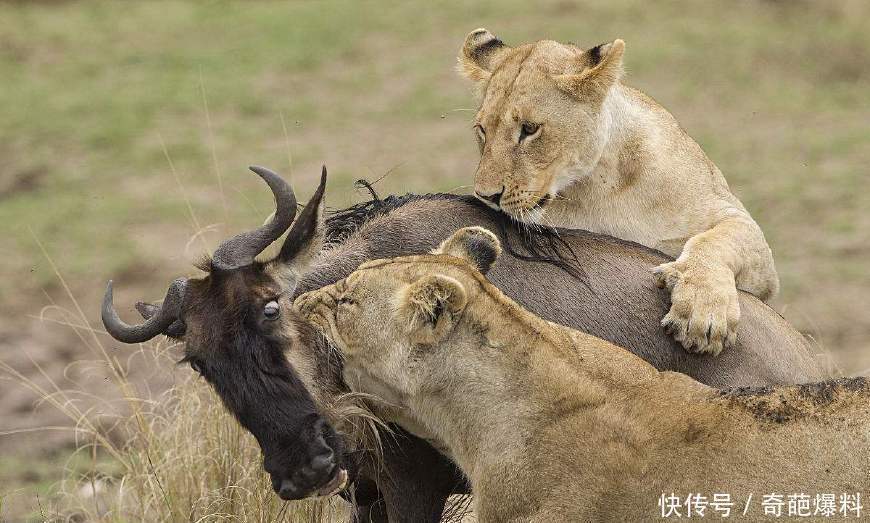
xmin=653 ymin=213 xmax=778 ymax=355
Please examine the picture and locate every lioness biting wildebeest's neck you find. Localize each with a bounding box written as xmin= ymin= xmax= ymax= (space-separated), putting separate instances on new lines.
xmin=459 ymin=29 xmax=779 ymax=358
xmin=298 ymin=227 xmax=869 ymax=523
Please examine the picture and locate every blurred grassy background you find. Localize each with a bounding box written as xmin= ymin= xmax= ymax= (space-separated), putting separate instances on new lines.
xmin=1 ymin=0 xmax=868 ymax=519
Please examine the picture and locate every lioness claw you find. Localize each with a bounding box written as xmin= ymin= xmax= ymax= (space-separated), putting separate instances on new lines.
xmin=653 ymin=261 xmax=739 ymax=356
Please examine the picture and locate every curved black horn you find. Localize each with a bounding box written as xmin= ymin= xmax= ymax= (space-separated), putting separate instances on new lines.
xmin=102 ymin=278 xmax=187 ymax=343
xmin=212 ymin=166 xmax=298 ymax=270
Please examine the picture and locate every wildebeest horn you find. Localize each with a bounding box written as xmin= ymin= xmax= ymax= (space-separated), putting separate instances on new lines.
xmin=102 ymin=278 xmax=187 ymax=343
xmin=211 ymin=166 xmax=298 ymax=270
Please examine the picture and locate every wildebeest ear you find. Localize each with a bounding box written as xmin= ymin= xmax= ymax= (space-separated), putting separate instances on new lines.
xmin=135 ymin=301 xmax=160 ymax=320
xmin=553 ymin=39 xmax=625 ymax=100
xmin=401 ymin=274 xmax=467 ymax=345
xmin=433 ymin=226 xmax=501 ymax=275
xmin=276 ymin=166 xmax=327 ymax=270
xmin=457 ymin=28 xmax=512 ymax=86
xmin=135 ymin=302 xmax=186 ymax=338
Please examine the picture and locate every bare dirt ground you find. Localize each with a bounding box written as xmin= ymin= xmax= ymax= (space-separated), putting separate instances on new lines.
xmin=2 ymin=1 xmax=868 ymax=520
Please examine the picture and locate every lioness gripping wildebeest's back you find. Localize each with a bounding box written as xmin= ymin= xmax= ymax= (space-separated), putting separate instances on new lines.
xmin=297 ymin=226 xmax=869 ymax=523
xmin=459 ymin=29 xmax=779 ymax=357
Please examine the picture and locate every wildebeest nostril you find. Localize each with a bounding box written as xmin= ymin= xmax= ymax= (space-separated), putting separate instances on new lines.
xmin=268 ymin=417 xmax=343 ymax=500
xmin=311 ymin=450 xmax=335 ymax=474
xmin=278 ymin=479 xmax=297 ymax=499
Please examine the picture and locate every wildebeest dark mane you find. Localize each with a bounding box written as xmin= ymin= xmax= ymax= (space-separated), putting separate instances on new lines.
xmin=324 ymin=182 xmax=589 ymax=282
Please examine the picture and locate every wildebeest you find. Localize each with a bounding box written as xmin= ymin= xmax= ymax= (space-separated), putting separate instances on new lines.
xmin=102 ymin=167 xmax=822 ymax=522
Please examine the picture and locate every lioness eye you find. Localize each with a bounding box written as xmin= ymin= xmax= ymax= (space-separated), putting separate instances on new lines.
xmin=519 ymin=121 xmax=540 ymax=141
xmin=338 ymin=296 xmax=355 ymax=306
xmin=263 ymin=300 xmax=280 ymax=320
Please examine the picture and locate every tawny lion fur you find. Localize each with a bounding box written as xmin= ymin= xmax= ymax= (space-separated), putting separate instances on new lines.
xmin=298 ymin=227 xmax=869 ymax=523
xmin=458 ymin=29 xmax=780 ymax=356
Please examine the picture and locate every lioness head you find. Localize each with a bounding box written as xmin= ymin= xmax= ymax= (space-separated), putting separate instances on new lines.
xmin=458 ymin=29 xmax=625 ymax=222
xmin=295 ymin=227 xmax=501 ymax=405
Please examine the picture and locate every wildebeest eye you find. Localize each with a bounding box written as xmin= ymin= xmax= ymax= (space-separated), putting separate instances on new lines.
xmin=263 ymin=300 xmax=280 ymax=320
xmin=189 ymin=360 xmax=203 ymax=375
xmin=519 ymin=121 xmax=540 ymax=142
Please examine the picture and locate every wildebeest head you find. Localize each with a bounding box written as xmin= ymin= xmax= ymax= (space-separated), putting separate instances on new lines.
xmin=101 ymin=166 xmax=351 ymax=501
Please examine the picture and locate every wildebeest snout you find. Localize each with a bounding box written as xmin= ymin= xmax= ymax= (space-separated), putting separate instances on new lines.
xmin=267 ymin=417 xmax=347 ymax=500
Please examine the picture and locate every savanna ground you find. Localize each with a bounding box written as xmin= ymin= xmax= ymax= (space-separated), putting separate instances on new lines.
xmin=1 ymin=1 xmax=868 ymax=520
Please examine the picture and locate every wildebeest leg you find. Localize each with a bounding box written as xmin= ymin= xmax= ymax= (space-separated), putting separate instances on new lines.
xmin=345 ymin=476 xmax=388 ymax=523
xmin=349 ymin=501 xmax=388 ymax=523
xmin=356 ymin=425 xmax=468 ymax=523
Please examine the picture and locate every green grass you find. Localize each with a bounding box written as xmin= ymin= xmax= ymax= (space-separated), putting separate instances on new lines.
xmin=1 ymin=0 xmax=868 ymax=519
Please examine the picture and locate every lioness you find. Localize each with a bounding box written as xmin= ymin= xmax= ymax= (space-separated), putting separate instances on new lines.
xmin=298 ymin=227 xmax=869 ymax=522
xmin=458 ymin=29 xmax=779 ymax=356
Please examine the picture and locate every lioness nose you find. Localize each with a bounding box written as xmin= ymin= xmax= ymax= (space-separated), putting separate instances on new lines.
xmin=475 ymin=188 xmax=504 ymax=207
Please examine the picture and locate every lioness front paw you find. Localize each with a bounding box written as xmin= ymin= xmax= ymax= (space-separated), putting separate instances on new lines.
xmin=652 ymin=261 xmax=740 ymax=356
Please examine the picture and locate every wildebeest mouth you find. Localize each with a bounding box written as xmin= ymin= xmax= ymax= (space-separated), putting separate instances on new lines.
xmin=269 ymin=416 xmax=352 ymax=501
xmin=280 ymin=467 xmax=348 ymax=500
xmin=319 ymin=468 xmax=349 ymax=497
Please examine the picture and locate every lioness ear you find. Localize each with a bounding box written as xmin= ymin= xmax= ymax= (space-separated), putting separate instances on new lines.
xmin=402 ymin=274 xmax=467 ymax=345
xmin=433 ymin=226 xmax=501 ymax=275
xmin=553 ymin=39 xmax=625 ymax=100
xmin=457 ymin=28 xmax=512 ymax=85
